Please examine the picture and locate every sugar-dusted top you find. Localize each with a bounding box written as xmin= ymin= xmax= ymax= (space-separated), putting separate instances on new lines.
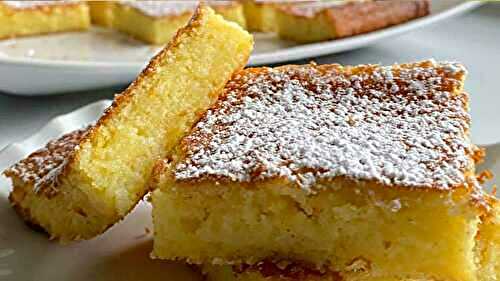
xmin=278 ymin=1 xmax=365 ymax=18
xmin=120 ymin=0 xmax=236 ymax=18
xmin=174 ymin=60 xmax=472 ymax=191
xmin=3 ymin=128 xmax=89 ymax=195
xmin=2 ymin=1 xmax=75 ymax=9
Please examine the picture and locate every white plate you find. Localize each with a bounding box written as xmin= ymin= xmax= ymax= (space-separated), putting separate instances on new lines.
xmin=0 ymin=0 xmax=481 ymax=96
xmin=0 ymin=100 xmax=499 ymax=281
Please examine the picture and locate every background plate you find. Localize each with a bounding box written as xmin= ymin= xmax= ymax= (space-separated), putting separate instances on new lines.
xmin=0 ymin=0 xmax=481 ymax=95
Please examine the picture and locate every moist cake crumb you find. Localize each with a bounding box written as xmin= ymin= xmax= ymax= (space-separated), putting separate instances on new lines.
xmin=174 ymin=60 xmax=471 ymax=192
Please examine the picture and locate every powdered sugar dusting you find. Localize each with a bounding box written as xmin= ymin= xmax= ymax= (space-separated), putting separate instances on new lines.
xmin=120 ymin=1 xmax=236 ymax=18
xmin=120 ymin=1 xmax=198 ymax=17
xmin=280 ymin=1 xmax=358 ymax=18
xmin=174 ymin=61 xmax=472 ymax=192
xmin=3 ymin=128 xmax=89 ymax=195
xmin=2 ymin=1 xmax=74 ymax=9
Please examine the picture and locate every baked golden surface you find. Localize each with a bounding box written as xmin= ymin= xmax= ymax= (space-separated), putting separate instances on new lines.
xmin=275 ymin=0 xmax=430 ymax=43
xmin=151 ymin=60 xmax=499 ymax=280
xmin=0 ymin=1 xmax=90 ymax=39
xmin=3 ymin=5 xmax=253 ymax=242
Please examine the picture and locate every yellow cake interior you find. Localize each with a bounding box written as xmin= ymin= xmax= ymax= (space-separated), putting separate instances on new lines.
xmin=275 ymin=7 xmax=334 ymax=43
xmin=88 ymin=1 xmax=115 ymax=27
xmin=153 ymin=176 xmax=495 ymax=281
xmin=241 ymin=0 xmax=278 ymax=32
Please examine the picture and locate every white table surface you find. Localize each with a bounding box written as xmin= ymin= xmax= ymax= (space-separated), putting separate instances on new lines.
xmin=1 ymin=3 xmax=499 ymax=150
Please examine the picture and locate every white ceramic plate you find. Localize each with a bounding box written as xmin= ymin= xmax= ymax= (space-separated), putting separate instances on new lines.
xmin=0 ymin=0 xmax=481 ymax=96
xmin=0 ymin=100 xmax=498 ymax=280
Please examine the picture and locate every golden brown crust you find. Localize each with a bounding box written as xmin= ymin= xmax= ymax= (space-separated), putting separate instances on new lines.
xmin=3 ymin=128 xmax=90 ymax=198
xmin=233 ymin=259 xmax=343 ymax=281
xmin=325 ymin=0 xmax=430 ymax=38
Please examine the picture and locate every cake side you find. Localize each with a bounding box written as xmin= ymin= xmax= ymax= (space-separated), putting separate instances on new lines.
xmin=88 ymin=1 xmax=115 ymax=27
xmin=0 ymin=1 xmax=90 ymax=39
xmin=3 ymin=5 xmax=254 ymax=242
xmin=326 ymin=0 xmax=430 ymax=38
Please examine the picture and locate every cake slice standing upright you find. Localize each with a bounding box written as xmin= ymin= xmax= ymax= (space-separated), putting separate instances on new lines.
xmin=3 ymin=5 xmax=254 ymax=242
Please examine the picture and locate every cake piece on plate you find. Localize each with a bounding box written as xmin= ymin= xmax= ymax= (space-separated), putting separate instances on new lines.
xmin=3 ymin=5 xmax=253 ymax=242
xmin=113 ymin=1 xmax=246 ymax=45
xmin=88 ymin=1 xmax=115 ymax=27
xmin=0 ymin=0 xmax=90 ymax=39
xmin=241 ymin=0 xmax=317 ymax=32
xmin=275 ymin=0 xmax=430 ymax=43
xmin=151 ymin=60 xmax=500 ymax=280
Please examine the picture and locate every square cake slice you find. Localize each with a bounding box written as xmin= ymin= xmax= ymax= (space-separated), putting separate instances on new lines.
xmin=3 ymin=5 xmax=253 ymax=242
xmin=275 ymin=0 xmax=430 ymax=43
xmin=151 ymin=60 xmax=499 ymax=280
xmin=0 ymin=0 xmax=90 ymax=39
xmin=113 ymin=0 xmax=246 ymax=45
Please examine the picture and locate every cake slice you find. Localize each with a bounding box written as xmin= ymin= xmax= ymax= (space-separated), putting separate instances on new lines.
xmin=0 ymin=0 xmax=90 ymax=39
xmin=150 ymin=60 xmax=500 ymax=280
xmin=113 ymin=1 xmax=246 ymax=45
xmin=275 ymin=0 xmax=430 ymax=43
xmin=3 ymin=5 xmax=253 ymax=242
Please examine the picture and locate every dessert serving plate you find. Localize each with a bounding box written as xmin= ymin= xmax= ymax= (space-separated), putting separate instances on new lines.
xmin=0 ymin=99 xmax=498 ymax=281
xmin=0 ymin=0 xmax=481 ymax=96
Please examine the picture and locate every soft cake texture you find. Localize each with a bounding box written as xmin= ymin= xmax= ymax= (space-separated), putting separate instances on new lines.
xmin=3 ymin=5 xmax=253 ymax=242
xmin=0 ymin=0 xmax=90 ymax=39
xmin=113 ymin=1 xmax=246 ymax=44
xmin=275 ymin=0 xmax=429 ymax=43
xmin=151 ymin=61 xmax=499 ymax=281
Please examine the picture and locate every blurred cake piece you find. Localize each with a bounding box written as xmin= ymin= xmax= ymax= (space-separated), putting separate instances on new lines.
xmin=3 ymin=5 xmax=253 ymax=242
xmin=151 ymin=60 xmax=500 ymax=280
xmin=0 ymin=0 xmax=90 ymax=39
xmin=113 ymin=0 xmax=246 ymax=44
xmin=275 ymin=0 xmax=430 ymax=42
xmin=241 ymin=0 xmax=317 ymax=32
